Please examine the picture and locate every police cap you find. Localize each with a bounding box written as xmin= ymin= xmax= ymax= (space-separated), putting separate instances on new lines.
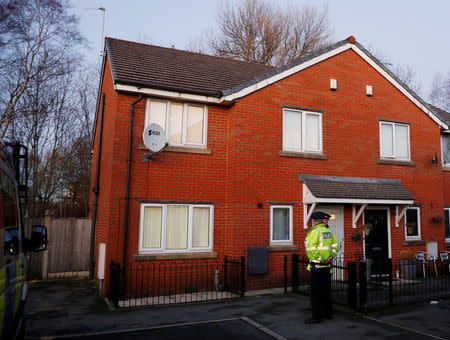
xmin=311 ymin=211 xmax=331 ymax=220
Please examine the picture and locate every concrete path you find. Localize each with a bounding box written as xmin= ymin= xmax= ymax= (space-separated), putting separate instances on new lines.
xmin=24 ymin=279 xmax=450 ymax=340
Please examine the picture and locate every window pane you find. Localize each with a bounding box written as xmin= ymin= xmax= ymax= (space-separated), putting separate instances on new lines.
xmin=442 ymin=135 xmax=450 ymax=166
xmin=283 ymin=110 xmax=301 ymax=151
xmin=170 ymin=103 xmax=183 ymax=144
xmin=445 ymin=210 xmax=450 ymax=239
xmin=166 ymin=206 xmax=188 ymax=249
xmin=405 ymin=209 xmax=419 ymax=237
xmin=395 ymin=125 xmax=409 ymax=159
xmin=192 ymin=207 xmax=210 ymax=247
xmin=273 ymin=208 xmax=290 ymax=240
xmin=381 ymin=123 xmax=394 ymax=157
xmin=142 ymin=207 xmax=162 ymax=248
xmin=149 ymin=101 xmax=167 ymax=130
xmin=304 ymin=113 xmax=320 ymax=151
xmin=187 ymin=105 xmax=204 ymax=144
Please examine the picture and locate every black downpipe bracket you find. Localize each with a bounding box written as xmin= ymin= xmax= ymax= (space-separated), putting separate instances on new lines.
xmin=121 ymin=95 xmax=143 ymax=294
xmin=89 ymin=93 xmax=105 ymax=278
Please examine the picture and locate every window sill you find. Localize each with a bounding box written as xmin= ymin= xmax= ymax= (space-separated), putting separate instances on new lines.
xmin=378 ymin=158 xmax=415 ymax=166
xmin=279 ymin=151 xmax=327 ymax=160
xmin=403 ymin=240 xmax=426 ymax=246
xmin=268 ymin=244 xmax=298 ymax=252
xmin=138 ymin=143 xmax=211 ymax=155
xmin=446 ymin=241 xmax=450 ymax=248
xmin=134 ymin=251 xmax=217 ymax=261
xmin=442 ymin=166 xmax=450 ymax=172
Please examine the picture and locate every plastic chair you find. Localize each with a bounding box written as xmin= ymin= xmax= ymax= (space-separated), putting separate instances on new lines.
xmin=416 ymin=251 xmax=438 ymax=277
xmin=440 ymin=251 xmax=449 ymax=273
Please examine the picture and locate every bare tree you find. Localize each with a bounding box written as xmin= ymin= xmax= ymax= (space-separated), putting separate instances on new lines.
xmin=207 ymin=0 xmax=332 ymax=66
xmin=429 ymin=72 xmax=450 ymax=110
xmin=366 ymin=46 xmax=423 ymax=97
xmin=0 ymin=0 xmax=83 ymax=138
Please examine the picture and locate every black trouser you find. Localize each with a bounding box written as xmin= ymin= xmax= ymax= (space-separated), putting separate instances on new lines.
xmin=310 ymin=266 xmax=332 ymax=321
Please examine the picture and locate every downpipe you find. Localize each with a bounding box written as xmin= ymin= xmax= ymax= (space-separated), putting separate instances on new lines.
xmin=121 ymin=95 xmax=143 ymax=296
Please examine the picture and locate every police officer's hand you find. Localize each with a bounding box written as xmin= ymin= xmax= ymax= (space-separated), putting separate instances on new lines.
xmin=323 ymin=256 xmax=333 ymax=264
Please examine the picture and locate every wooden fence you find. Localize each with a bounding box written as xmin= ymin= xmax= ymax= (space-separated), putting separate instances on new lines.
xmin=25 ymin=216 xmax=92 ymax=280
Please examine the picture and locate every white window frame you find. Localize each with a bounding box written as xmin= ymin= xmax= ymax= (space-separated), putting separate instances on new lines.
xmin=145 ymin=99 xmax=208 ymax=148
xmin=445 ymin=208 xmax=450 ymax=242
xmin=282 ymin=108 xmax=322 ymax=153
xmin=379 ymin=121 xmax=411 ymax=160
xmin=404 ymin=207 xmax=421 ymax=240
xmin=138 ymin=203 xmax=214 ymax=254
xmin=441 ymin=134 xmax=450 ymax=167
xmin=270 ymin=205 xmax=293 ymax=245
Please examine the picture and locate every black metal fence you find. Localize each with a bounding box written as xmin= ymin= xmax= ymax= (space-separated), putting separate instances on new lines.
xmin=287 ymin=254 xmax=450 ymax=310
xmin=109 ymin=256 xmax=245 ymax=308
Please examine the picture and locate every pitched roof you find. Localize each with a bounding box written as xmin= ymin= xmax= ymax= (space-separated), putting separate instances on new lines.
xmin=428 ymin=104 xmax=450 ymax=126
xmin=105 ymin=37 xmax=274 ymax=98
xmin=298 ymin=174 xmax=415 ymax=202
xmin=104 ymin=36 xmax=448 ymax=129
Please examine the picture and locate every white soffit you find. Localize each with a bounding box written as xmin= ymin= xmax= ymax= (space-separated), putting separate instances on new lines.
xmin=114 ymin=84 xmax=222 ymax=104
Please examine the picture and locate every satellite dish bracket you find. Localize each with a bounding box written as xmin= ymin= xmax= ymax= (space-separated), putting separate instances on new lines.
xmin=143 ymin=142 xmax=169 ymax=162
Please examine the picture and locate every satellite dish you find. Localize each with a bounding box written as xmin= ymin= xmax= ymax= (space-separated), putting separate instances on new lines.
xmin=143 ymin=123 xmax=168 ymax=153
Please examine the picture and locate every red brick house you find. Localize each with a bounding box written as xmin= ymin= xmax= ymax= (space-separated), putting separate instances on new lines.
xmin=90 ymin=36 xmax=450 ymax=295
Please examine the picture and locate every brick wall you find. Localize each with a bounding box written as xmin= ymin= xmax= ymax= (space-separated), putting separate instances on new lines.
xmin=91 ymin=48 xmax=449 ymax=293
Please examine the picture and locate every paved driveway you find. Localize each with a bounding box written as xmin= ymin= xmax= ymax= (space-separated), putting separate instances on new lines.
xmin=24 ymin=279 xmax=450 ymax=340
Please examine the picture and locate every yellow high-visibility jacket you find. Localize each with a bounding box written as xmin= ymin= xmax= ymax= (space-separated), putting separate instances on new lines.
xmin=304 ymin=222 xmax=339 ymax=271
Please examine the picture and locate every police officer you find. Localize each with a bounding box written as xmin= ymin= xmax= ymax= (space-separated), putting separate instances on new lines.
xmin=304 ymin=211 xmax=339 ymax=324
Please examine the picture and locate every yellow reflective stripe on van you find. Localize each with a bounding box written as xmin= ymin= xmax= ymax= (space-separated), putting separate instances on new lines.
xmin=0 ymin=268 xmax=5 ymax=294
xmin=0 ymin=294 xmax=5 ymax=336
xmin=16 ymin=260 xmax=23 ymax=282
xmin=14 ymin=283 xmax=21 ymax=315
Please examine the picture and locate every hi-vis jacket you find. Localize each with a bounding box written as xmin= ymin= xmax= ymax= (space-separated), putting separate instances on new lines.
xmin=304 ymin=222 xmax=339 ymax=271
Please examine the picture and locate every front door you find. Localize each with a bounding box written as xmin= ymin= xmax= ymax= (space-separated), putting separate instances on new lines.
xmin=364 ymin=209 xmax=389 ymax=279
xmin=318 ymin=206 xmax=344 ymax=280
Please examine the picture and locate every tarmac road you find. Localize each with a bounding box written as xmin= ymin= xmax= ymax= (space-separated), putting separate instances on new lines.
xmin=24 ymin=279 xmax=450 ymax=340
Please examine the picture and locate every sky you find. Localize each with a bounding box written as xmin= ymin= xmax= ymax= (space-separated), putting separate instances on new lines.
xmin=70 ymin=0 xmax=450 ymax=102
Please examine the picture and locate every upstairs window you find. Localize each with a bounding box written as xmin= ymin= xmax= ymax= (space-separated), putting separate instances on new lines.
xmin=405 ymin=207 xmax=420 ymax=239
xmin=145 ymin=99 xmax=207 ymax=147
xmin=380 ymin=121 xmax=410 ymax=160
xmin=283 ymin=108 xmax=322 ymax=153
xmin=441 ymin=134 xmax=450 ymax=166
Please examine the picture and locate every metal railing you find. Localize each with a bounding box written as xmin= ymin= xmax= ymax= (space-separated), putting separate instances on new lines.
xmin=286 ymin=254 xmax=450 ymax=310
xmin=109 ymin=256 xmax=245 ymax=308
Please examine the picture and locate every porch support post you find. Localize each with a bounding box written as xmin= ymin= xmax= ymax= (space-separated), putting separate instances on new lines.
xmin=395 ymin=205 xmax=409 ymax=227
xmin=303 ymin=202 xmax=317 ymax=229
xmin=352 ymin=204 xmax=367 ymax=228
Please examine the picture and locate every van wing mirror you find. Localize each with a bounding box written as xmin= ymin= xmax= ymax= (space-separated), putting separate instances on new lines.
xmin=4 ymin=228 xmax=19 ymax=255
xmin=31 ymin=225 xmax=48 ymax=251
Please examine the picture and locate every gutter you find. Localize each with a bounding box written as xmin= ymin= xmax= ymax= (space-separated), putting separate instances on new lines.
xmin=121 ymin=95 xmax=143 ymax=293
xmin=89 ymin=93 xmax=105 ymax=278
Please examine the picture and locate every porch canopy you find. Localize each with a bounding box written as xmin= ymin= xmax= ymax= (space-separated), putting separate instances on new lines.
xmin=298 ymin=174 xmax=415 ymax=229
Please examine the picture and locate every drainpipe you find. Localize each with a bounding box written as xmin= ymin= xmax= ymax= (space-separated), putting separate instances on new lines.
xmin=121 ymin=95 xmax=143 ymax=293
xmin=89 ymin=93 xmax=105 ymax=278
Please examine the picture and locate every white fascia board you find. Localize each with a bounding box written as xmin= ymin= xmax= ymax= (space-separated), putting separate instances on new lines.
xmin=114 ymin=84 xmax=222 ymax=104
xmin=223 ymin=44 xmax=352 ymax=102
xmin=350 ymin=45 xmax=449 ymax=130
xmin=302 ymin=197 xmax=414 ymax=205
